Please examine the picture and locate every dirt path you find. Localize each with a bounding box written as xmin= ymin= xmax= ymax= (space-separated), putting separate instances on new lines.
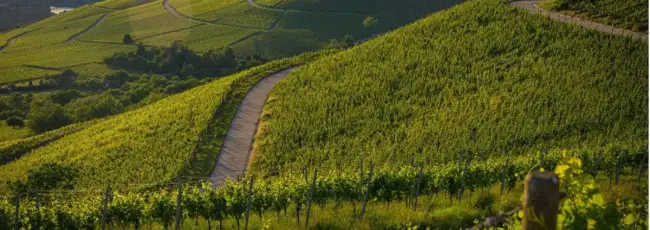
xmin=245 ymin=0 xmax=372 ymax=16
xmin=210 ymin=68 xmax=294 ymax=187
xmin=0 ymin=28 xmax=41 ymax=53
xmin=510 ymin=0 xmax=647 ymax=42
xmin=65 ymin=12 xmax=111 ymax=42
xmin=162 ymin=0 xmax=265 ymax=30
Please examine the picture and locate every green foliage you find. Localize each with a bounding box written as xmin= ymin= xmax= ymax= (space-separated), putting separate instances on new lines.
xmin=26 ymin=163 xmax=78 ymax=191
xmin=363 ymin=16 xmax=378 ymax=30
xmin=5 ymin=117 xmax=24 ymax=128
xmin=123 ymin=34 xmax=134 ymax=44
xmin=26 ymin=98 xmax=71 ymax=133
xmin=549 ymin=0 xmax=648 ymax=32
xmin=252 ymin=0 xmax=647 ymax=175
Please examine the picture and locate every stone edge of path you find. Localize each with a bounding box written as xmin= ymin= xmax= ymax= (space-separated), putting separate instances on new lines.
xmin=210 ymin=68 xmax=294 ymax=187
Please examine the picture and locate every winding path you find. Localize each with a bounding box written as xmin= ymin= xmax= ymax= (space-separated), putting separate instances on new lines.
xmin=511 ymin=0 xmax=647 ymax=42
xmin=210 ymin=68 xmax=294 ymax=187
xmin=0 ymin=28 xmax=41 ymax=53
xmin=162 ymin=0 xmax=265 ymax=30
xmin=65 ymin=12 xmax=111 ymax=42
xmin=245 ymin=0 xmax=372 ymax=16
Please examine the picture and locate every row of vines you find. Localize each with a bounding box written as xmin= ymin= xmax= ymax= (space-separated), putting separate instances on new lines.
xmin=0 ymin=149 xmax=645 ymax=229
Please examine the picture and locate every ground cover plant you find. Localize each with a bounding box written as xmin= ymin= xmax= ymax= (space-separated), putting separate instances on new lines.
xmin=251 ymin=0 xmax=648 ymax=176
xmin=544 ymin=0 xmax=648 ymax=32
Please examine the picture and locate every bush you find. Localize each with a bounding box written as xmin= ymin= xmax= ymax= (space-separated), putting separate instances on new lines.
xmin=26 ymin=99 xmax=70 ymax=133
xmin=474 ymin=192 xmax=496 ymax=211
xmin=6 ymin=116 xmax=24 ymax=128
xmin=123 ymin=34 xmax=134 ymax=44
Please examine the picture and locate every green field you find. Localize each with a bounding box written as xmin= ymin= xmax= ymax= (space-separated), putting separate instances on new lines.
xmin=251 ymin=0 xmax=648 ymax=174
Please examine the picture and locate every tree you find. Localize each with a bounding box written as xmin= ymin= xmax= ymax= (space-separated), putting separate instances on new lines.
xmin=343 ymin=34 xmax=355 ymax=47
xmin=123 ymin=34 xmax=134 ymax=44
xmin=26 ymin=99 xmax=70 ymax=133
xmin=363 ymin=16 xmax=378 ymax=31
xmin=6 ymin=116 xmax=24 ymax=128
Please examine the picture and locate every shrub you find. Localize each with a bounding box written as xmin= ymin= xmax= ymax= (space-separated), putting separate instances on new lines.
xmin=6 ymin=116 xmax=24 ymax=128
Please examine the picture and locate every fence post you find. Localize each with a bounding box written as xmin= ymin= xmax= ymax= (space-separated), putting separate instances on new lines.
xmin=359 ymin=158 xmax=364 ymax=180
xmin=638 ymin=153 xmax=647 ymax=183
xmin=500 ymin=150 xmax=510 ymax=197
xmin=360 ymin=162 xmax=374 ymax=220
xmin=523 ymin=172 xmax=560 ymax=230
xmin=34 ymin=190 xmax=40 ymax=230
xmin=244 ymin=176 xmax=254 ymax=230
xmin=615 ymin=154 xmax=624 ymax=184
xmin=593 ymin=153 xmax=601 ymax=178
xmin=101 ymin=181 xmax=111 ymax=230
xmin=14 ymin=192 xmax=20 ymax=230
xmin=175 ymin=176 xmax=183 ymax=230
xmin=413 ymin=162 xmax=424 ymax=211
xmin=305 ymin=167 xmax=318 ymax=228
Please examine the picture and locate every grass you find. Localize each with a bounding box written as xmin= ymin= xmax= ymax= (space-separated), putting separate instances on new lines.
xmin=0 ymin=50 xmax=335 ymax=192
xmin=95 ymin=0 xmax=156 ymax=10
xmin=171 ymin=0 xmax=282 ymax=29
xmin=80 ymin=1 xmax=198 ymax=43
xmin=138 ymin=24 xmax=259 ymax=52
xmin=540 ymin=0 xmax=648 ymax=32
xmin=251 ymin=0 xmax=647 ymax=175
xmin=0 ymin=122 xmax=33 ymax=143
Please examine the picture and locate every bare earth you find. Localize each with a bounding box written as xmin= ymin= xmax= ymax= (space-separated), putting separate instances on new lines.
xmin=210 ymin=68 xmax=294 ymax=187
xmin=510 ymin=0 xmax=647 ymax=42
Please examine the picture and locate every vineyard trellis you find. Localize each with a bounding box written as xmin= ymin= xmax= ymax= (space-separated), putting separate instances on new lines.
xmin=0 ymin=149 xmax=645 ymax=229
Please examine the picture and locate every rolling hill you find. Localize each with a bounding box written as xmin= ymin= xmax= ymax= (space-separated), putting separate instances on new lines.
xmin=251 ymin=0 xmax=648 ymax=175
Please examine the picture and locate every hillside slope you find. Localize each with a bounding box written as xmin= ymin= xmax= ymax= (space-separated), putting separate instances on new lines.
xmin=251 ymin=0 xmax=648 ymax=174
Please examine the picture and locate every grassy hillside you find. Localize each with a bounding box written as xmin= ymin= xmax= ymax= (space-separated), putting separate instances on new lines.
xmin=542 ymin=0 xmax=648 ymax=32
xmin=251 ymin=0 xmax=648 ymax=175
xmin=0 ymin=50 xmax=331 ymax=192
xmin=0 ymin=0 xmax=461 ymax=85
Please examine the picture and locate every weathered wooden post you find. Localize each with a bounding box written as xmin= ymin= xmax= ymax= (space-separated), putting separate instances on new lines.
xmin=305 ymin=167 xmax=318 ymax=228
xmin=593 ymin=153 xmax=601 ymax=178
xmin=638 ymin=153 xmax=647 ymax=183
xmin=523 ymin=172 xmax=560 ymax=230
xmin=101 ymin=181 xmax=111 ymax=230
xmin=14 ymin=192 xmax=20 ymax=230
xmin=34 ymin=190 xmax=40 ymax=230
xmin=244 ymin=176 xmax=254 ymax=230
xmin=175 ymin=176 xmax=183 ymax=230
xmin=500 ymin=150 xmax=510 ymax=197
xmin=413 ymin=162 xmax=424 ymax=211
xmin=360 ymin=162 xmax=374 ymax=220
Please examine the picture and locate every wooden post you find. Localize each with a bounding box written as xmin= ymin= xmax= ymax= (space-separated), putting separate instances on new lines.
xmin=638 ymin=153 xmax=647 ymax=183
xmin=614 ymin=155 xmax=623 ymax=184
xmin=244 ymin=176 xmax=254 ymax=230
xmin=175 ymin=176 xmax=183 ymax=230
xmin=523 ymin=172 xmax=560 ymax=230
xmin=360 ymin=162 xmax=374 ymax=220
xmin=14 ymin=192 xmax=19 ymax=230
xmin=500 ymin=150 xmax=510 ymax=197
xmin=303 ymin=167 xmax=308 ymax=183
xmin=359 ymin=158 xmax=364 ymax=180
xmin=413 ymin=162 xmax=424 ymax=211
xmin=101 ymin=181 xmax=111 ymax=230
xmin=410 ymin=154 xmax=415 ymax=167
xmin=305 ymin=167 xmax=318 ymax=228
xmin=460 ymin=156 xmax=470 ymax=200
xmin=593 ymin=153 xmax=601 ymax=178
xmin=34 ymin=191 xmax=40 ymax=230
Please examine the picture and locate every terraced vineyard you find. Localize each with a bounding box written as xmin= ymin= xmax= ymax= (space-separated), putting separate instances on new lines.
xmin=0 ymin=0 xmax=462 ymax=85
xmin=251 ymin=0 xmax=648 ymax=175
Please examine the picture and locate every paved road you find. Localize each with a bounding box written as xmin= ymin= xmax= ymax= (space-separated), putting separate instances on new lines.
xmin=210 ymin=68 xmax=294 ymax=187
xmin=65 ymin=13 xmax=111 ymax=42
xmin=510 ymin=0 xmax=647 ymax=42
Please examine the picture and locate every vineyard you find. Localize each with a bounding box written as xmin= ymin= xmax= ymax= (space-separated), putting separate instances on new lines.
xmin=541 ymin=0 xmax=648 ymax=32
xmin=0 ymin=49 xmax=334 ymax=194
xmin=252 ymin=0 xmax=648 ymax=175
xmin=0 ymin=150 xmax=646 ymax=229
